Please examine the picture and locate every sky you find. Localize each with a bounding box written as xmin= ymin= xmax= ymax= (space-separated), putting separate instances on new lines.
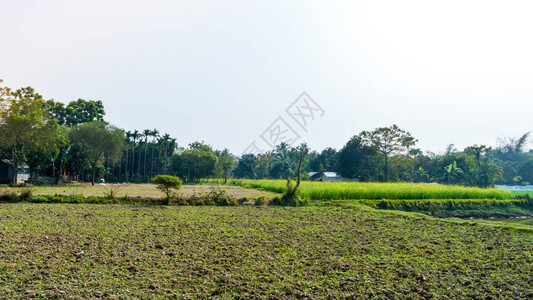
xmin=2 ymin=0 xmax=533 ymax=155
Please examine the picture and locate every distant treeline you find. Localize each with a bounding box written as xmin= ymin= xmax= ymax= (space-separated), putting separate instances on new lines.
xmin=1 ymin=79 xmax=532 ymax=187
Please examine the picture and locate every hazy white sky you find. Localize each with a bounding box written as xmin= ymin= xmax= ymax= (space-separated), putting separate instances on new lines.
xmin=2 ymin=0 xmax=533 ymax=154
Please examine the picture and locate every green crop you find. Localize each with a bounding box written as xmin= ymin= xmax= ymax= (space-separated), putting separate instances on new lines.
xmin=219 ymin=179 xmax=511 ymax=200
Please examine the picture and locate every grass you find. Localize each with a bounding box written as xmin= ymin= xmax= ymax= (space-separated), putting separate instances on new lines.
xmin=325 ymin=199 xmax=533 ymax=218
xmin=0 ymin=204 xmax=532 ymax=298
xmin=222 ymin=179 xmax=512 ymax=200
xmin=2 ymin=183 xmax=279 ymax=199
xmin=485 ymin=217 xmax=533 ymax=227
xmin=511 ymin=190 xmax=533 ymax=197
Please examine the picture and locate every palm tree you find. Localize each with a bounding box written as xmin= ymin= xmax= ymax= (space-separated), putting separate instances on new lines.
xmin=150 ymin=128 xmax=159 ymax=179
xmin=143 ymin=129 xmax=151 ymax=181
xmin=124 ymin=131 xmax=132 ymax=182
xmin=132 ymin=130 xmax=142 ymax=182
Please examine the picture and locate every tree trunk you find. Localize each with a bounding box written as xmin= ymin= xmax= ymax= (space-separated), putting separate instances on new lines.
xmin=294 ymin=152 xmax=305 ymax=194
xmin=137 ymin=149 xmax=141 ymax=182
xmin=11 ymin=160 xmax=18 ymax=186
xmin=91 ymin=163 xmax=96 ymax=186
xmin=143 ymin=143 xmax=148 ymax=182
xmin=384 ymin=155 xmax=389 ymax=182
xmin=125 ymin=148 xmax=129 ymax=182
xmin=150 ymin=144 xmax=154 ymax=179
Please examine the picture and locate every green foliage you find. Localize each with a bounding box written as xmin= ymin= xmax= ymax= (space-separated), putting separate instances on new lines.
xmin=174 ymin=142 xmax=217 ymax=182
xmin=207 ymin=189 xmax=230 ymax=206
xmin=18 ymin=189 xmax=33 ymax=200
xmin=45 ymin=98 xmax=106 ymax=126
xmin=0 ymin=97 xmax=64 ymax=184
xmin=103 ymin=187 xmax=121 ymax=199
xmin=214 ymin=149 xmax=236 ymax=183
xmin=336 ymin=135 xmax=379 ymax=181
xmin=280 ymin=179 xmax=306 ymax=206
xmin=152 ymin=175 xmax=183 ymax=204
xmin=69 ymin=122 xmax=125 ymax=185
xmin=360 ymin=124 xmax=417 ymax=182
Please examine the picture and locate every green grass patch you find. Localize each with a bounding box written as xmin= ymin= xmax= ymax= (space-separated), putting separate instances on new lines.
xmin=322 ymin=198 xmax=533 ymax=218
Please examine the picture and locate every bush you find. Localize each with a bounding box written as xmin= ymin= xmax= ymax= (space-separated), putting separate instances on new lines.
xmin=18 ymin=189 xmax=33 ymax=201
xmin=280 ymin=180 xmax=306 ymax=206
xmin=208 ymin=190 xmax=230 ymax=206
xmin=176 ymin=199 xmax=188 ymax=206
xmin=103 ymin=187 xmax=121 ymax=199
xmin=256 ymin=196 xmax=269 ymax=206
xmin=152 ymin=175 xmax=183 ymax=205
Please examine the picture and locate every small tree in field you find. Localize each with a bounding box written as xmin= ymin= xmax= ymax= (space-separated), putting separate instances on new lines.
xmin=153 ymin=175 xmax=182 ymax=205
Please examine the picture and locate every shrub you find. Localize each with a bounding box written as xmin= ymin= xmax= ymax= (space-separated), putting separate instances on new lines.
xmin=103 ymin=187 xmax=121 ymax=199
xmin=208 ymin=190 xmax=230 ymax=206
xmin=176 ymin=199 xmax=188 ymax=206
xmin=152 ymin=175 xmax=183 ymax=205
xmin=18 ymin=189 xmax=33 ymax=201
xmin=238 ymin=197 xmax=250 ymax=206
xmin=256 ymin=196 xmax=269 ymax=206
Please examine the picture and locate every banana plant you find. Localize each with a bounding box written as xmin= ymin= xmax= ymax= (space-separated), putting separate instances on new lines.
xmin=443 ymin=161 xmax=463 ymax=185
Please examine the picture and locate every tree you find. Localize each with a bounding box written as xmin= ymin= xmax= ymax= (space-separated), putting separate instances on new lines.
xmin=293 ymin=143 xmax=309 ymax=193
xmin=69 ymin=122 xmax=124 ymax=185
xmin=45 ymin=99 xmax=105 ymax=126
xmin=336 ymin=135 xmax=379 ymax=181
xmin=281 ymin=143 xmax=309 ymax=206
xmin=309 ymin=147 xmax=337 ymax=172
xmin=150 ymin=128 xmax=159 ymax=179
xmin=271 ymin=142 xmax=298 ymax=179
xmin=0 ymin=79 xmax=15 ymax=110
xmin=464 ymin=145 xmax=501 ymax=187
xmin=443 ymin=161 xmax=463 ymax=184
xmin=233 ymin=154 xmax=257 ymax=179
xmin=215 ymin=149 xmax=236 ymax=183
xmin=176 ymin=142 xmax=217 ymax=182
xmin=360 ymin=125 xmax=417 ymax=182
xmin=465 ymin=145 xmax=492 ymax=167
xmin=0 ymin=98 xmax=64 ymax=185
xmin=65 ymin=99 xmax=105 ymax=126
xmin=153 ymin=175 xmax=182 ymax=204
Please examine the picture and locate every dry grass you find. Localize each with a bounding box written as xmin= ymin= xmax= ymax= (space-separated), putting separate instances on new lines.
xmin=5 ymin=183 xmax=279 ymax=199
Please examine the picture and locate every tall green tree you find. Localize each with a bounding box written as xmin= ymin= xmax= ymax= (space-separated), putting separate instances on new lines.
xmin=215 ymin=149 xmax=236 ymax=183
xmin=336 ymin=135 xmax=379 ymax=181
xmin=360 ymin=125 xmax=417 ymax=182
xmin=69 ymin=122 xmax=124 ymax=185
xmin=175 ymin=142 xmax=217 ymax=182
xmin=0 ymin=98 xmax=63 ymax=184
xmin=233 ymin=154 xmax=258 ymax=179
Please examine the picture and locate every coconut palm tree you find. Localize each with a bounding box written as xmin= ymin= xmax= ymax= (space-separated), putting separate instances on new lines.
xmin=150 ymin=128 xmax=159 ymax=179
xmin=124 ymin=131 xmax=132 ymax=182
xmin=143 ymin=129 xmax=151 ymax=181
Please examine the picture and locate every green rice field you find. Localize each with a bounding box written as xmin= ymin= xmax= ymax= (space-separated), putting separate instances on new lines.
xmin=219 ymin=179 xmax=511 ymax=200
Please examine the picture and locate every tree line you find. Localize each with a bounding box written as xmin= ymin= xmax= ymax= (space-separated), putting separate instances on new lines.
xmin=1 ymin=79 xmax=532 ymax=187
